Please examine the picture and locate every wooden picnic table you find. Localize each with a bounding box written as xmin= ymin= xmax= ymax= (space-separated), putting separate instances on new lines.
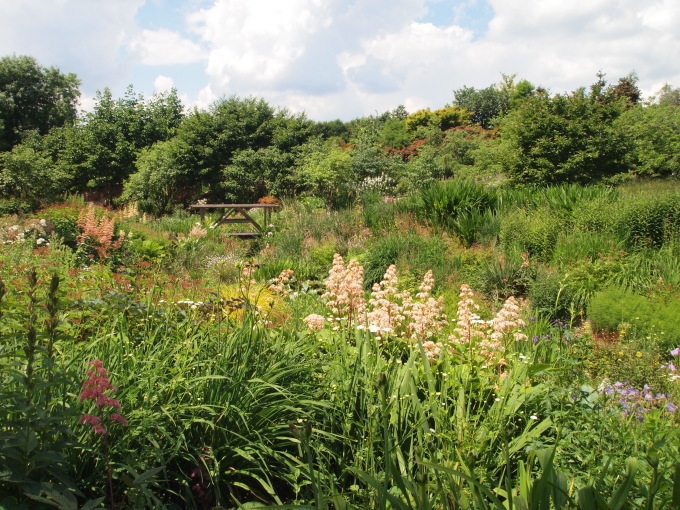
xmin=189 ymin=203 xmax=280 ymax=238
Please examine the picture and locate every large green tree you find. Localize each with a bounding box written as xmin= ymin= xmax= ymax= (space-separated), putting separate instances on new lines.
xmin=617 ymin=103 xmax=680 ymax=178
xmin=58 ymin=86 xmax=183 ymax=194
xmin=0 ymin=55 xmax=80 ymax=151
xmin=497 ymin=85 xmax=629 ymax=184
xmin=123 ymin=96 xmax=313 ymax=212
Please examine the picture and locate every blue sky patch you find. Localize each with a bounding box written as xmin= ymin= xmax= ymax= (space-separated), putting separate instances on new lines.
xmin=420 ymin=0 xmax=494 ymax=39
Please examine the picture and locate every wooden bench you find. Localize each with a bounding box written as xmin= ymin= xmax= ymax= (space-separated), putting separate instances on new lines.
xmin=189 ymin=203 xmax=280 ymax=237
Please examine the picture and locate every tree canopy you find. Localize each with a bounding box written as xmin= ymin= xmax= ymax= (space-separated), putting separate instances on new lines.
xmin=0 ymin=56 xmax=678 ymax=212
xmin=0 ymin=55 xmax=80 ymax=151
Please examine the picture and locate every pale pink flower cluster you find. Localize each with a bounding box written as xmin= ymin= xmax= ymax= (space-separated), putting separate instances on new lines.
xmin=322 ymin=254 xmax=367 ymax=325
xmin=366 ymin=265 xmax=404 ymax=333
xmin=402 ymin=270 xmax=448 ymax=341
xmin=269 ymin=269 xmax=295 ymax=296
xmin=303 ymin=313 xmax=326 ymax=331
xmin=239 ymin=261 xmax=258 ymax=292
xmin=491 ymin=296 xmax=527 ymax=343
xmin=366 ymin=267 xmax=447 ymax=344
xmin=189 ymin=224 xmax=208 ymax=238
xmin=319 ymin=256 xmax=447 ymax=359
xmin=448 ymin=285 xmax=528 ymax=365
xmin=447 ymin=284 xmax=487 ymax=345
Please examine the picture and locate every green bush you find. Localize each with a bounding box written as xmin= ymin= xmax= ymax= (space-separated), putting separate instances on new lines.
xmin=589 ymin=286 xmax=680 ymax=349
xmin=571 ymin=196 xmax=620 ymax=233
xmin=588 ymin=286 xmax=649 ymax=333
xmin=528 ymin=267 xmax=575 ymax=321
xmin=550 ymin=230 xmax=620 ymax=267
xmin=361 ymin=233 xmax=452 ymax=288
xmin=0 ymin=197 xmax=36 ymax=215
xmin=420 ymin=179 xmax=498 ymax=229
xmin=612 ymin=193 xmax=680 ymax=249
xmin=500 ymin=207 xmax=563 ymax=261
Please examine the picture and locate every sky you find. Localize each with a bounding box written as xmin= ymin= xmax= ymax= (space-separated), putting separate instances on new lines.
xmin=1 ymin=0 xmax=679 ymax=121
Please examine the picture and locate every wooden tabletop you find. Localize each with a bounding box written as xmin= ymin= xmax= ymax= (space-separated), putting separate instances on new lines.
xmin=190 ymin=203 xmax=280 ymax=209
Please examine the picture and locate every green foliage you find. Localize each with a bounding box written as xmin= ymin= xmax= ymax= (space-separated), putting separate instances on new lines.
xmin=656 ymin=83 xmax=680 ymax=106
xmin=528 ymin=266 xmax=575 ymax=320
xmin=453 ymin=83 xmax=510 ymax=129
xmin=294 ymin=138 xmax=356 ymax=208
xmin=379 ymin=117 xmax=412 ymax=149
xmin=498 ymin=88 xmax=628 ymax=185
xmin=0 ymin=272 xmax=85 ymax=507
xmin=65 ymin=86 xmax=184 ymax=194
xmin=405 ymin=106 xmax=470 ymax=135
xmin=122 ymin=139 xmax=182 ymax=215
xmin=361 ymin=232 xmax=451 ymax=287
xmin=477 ymin=249 xmax=533 ymax=302
xmin=589 ymin=286 xmax=680 ymax=349
xmin=500 ymin=207 xmax=563 ymax=261
xmin=0 ymin=197 xmax=35 ymax=215
xmin=0 ymin=141 xmax=70 ymax=201
xmin=415 ymin=179 xmax=499 ymax=246
xmin=0 ymin=55 xmax=80 ymax=151
xmin=612 ymin=192 xmax=680 ymax=249
xmin=617 ymin=104 xmax=680 ymax=178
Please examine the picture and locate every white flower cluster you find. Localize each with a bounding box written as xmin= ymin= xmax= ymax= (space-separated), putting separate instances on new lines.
xmin=0 ymin=219 xmax=48 ymax=245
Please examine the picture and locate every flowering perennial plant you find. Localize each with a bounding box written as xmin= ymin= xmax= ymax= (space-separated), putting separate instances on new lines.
xmin=446 ymin=285 xmax=528 ymax=368
xmin=79 ymin=360 xmax=128 ymax=435
xmin=602 ymin=381 xmax=678 ymax=420
xmin=0 ymin=218 xmax=47 ymax=245
xmin=314 ymin=256 xmax=448 ymax=358
xmin=269 ymin=269 xmax=295 ymax=296
xmin=321 ymin=254 xmax=366 ymax=325
xmin=76 ymin=206 xmax=125 ymax=259
xmin=309 ymin=257 xmax=532 ymax=363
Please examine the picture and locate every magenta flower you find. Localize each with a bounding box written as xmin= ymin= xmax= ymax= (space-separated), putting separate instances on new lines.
xmin=79 ymin=360 xmax=127 ymax=435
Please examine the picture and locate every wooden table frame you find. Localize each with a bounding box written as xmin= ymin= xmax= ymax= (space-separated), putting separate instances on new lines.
xmin=189 ymin=203 xmax=280 ymax=238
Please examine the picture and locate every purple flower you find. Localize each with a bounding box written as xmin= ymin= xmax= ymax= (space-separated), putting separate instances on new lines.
xmin=671 ymin=347 xmax=680 ymax=356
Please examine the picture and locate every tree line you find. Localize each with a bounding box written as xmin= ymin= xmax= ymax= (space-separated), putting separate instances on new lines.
xmin=1 ymin=55 xmax=679 ymax=214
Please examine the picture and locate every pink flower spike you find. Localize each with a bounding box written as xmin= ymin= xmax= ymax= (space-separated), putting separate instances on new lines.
xmin=93 ymin=424 xmax=107 ymax=435
xmin=110 ymin=413 xmax=129 ymax=426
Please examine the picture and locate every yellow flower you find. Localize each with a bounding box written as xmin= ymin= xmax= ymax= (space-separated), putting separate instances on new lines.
xmin=636 ymin=351 xmax=643 ymax=358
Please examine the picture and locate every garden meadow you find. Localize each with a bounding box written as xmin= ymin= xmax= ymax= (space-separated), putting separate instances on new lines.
xmin=0 ymin=178 xmax=679 ymax=509
xmin=2 ymin=57 xmax=680 ymax=508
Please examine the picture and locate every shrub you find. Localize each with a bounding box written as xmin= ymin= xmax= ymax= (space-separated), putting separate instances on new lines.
xmin=0 ymin=197 xmax=36 ymax=215
xmin=589 ymin=286 xmax=680 ymax=349
xmin=612 ymin=193 xmax=680 ymax=249
xmin=500 ymin=207 xmax=563 ymax=261
xmin=360 ymin=233 xmax=452 ymax=289
xmin=418 ymin=179 xmax=499 ymax=228
xmin=528 ymin=267 xmax=575 ymax=321
xmin=588 ymin=286 xmax=649 ymax=333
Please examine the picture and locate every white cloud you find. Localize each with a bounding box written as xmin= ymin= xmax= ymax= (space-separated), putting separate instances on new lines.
xmin=154 ymin=74 xmax=175 ymax=92
xmin=2 ymin=0 xmax=680 ymax=120
xmin=129 ymin=29 xmax=205 ymax=65
xmin=0 ymin=0 xmax=145 ymax=91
